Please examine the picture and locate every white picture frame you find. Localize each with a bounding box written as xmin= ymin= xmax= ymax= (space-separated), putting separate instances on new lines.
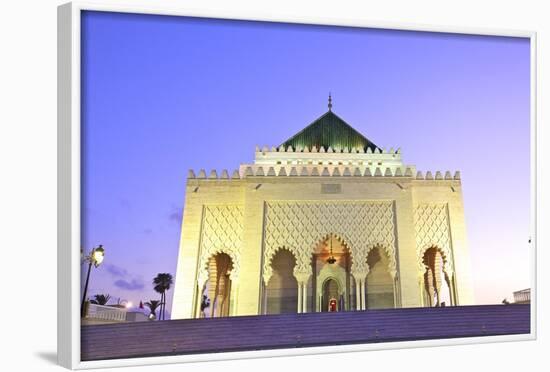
xmin=57 ymin=1 xmax=537 ymax=369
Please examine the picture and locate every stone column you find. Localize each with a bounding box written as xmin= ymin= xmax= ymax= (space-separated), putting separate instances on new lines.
xmin=195 ymin=283 xmax=203 ymax=318
xmin=295 ymin=272 xmax=311 ymax=314
xmin=297 ymin=284 xmax=303 ymax=313
xmin=352 ymin=272 xmax=367 ymax=311
xmin=361 ymin=280 xmax=367 ymax=310
xmin=229 ymin=277 xmax=239 ymax=316
xmin=418 ymin=274 xmax=426 ymax=307
xmin=392 ymin=276 xmax=398 ymax=308
xmin=262 ymin=280 xmax=268 ymax=314
xmin=355 ymin=280 xmax=361 ymax=310
xmin=302 ymin=283 xmax=308 ymax=313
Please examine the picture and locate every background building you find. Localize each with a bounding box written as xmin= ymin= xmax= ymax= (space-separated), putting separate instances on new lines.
xmin=513 ymin=289 xmax=531 ymax=304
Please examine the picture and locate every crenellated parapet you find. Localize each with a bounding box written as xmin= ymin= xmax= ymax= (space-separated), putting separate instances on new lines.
xmin=255 ymin=144 xmax=401 ymax=154
xmin=187 ymin=166 xmax=461 ymax=181
xmin=254 ymin=144 xmax=404 ymax=169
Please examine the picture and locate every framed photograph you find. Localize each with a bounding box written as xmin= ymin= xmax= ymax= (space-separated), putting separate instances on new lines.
xmin=58 ymin=1 xmax=536 ymax=369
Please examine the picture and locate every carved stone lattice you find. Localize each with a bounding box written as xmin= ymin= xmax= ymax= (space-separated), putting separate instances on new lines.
xmin=263 ymin=201 xmax=396 ymax=284
xmin=414 ymin=203 xmax=454 ymax=275
xmin=197 ymin=205 xmax=244 ymax=288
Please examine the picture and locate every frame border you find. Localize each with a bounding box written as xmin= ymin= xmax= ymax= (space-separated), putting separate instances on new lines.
xmin=57 ymin=1 xmax=537 ymax=369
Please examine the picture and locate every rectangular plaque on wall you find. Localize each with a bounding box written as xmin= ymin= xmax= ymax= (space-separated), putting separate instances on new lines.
xmin=321 ymin=184 xmax=342 ymax=194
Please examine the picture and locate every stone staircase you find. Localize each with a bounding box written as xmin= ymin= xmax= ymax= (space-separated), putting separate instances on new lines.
xmin=81 ymin=304 xmax=530 ymax=361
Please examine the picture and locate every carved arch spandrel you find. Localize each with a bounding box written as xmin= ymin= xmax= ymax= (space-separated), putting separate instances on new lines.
xmin=263 ymin=201 xmax=397 ymax=280
xmin=197 ymin=205 xmax=244 ymax=288
xmin=262 ymin=246 xmax=299 ymax=285
xmin=364 ymin=244 xmax=397 ymax=278
xmin=414 ymin=203 xmax=454 ymax=276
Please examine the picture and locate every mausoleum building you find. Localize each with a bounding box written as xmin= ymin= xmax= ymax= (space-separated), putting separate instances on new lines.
xmin=171 ymin=97 xmax=474 ymax=319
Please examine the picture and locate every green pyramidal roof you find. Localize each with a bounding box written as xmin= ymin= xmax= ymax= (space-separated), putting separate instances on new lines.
xmin=280 ymin=110 xmax=379 ymax=152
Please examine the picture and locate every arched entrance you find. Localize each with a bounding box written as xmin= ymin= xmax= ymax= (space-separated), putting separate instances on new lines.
xmin=265 ymin=249 xmax=298 ymax=314
xmin=202 ymin=252 xmax=233 ymax=318
xmin=422 ymin=247 xmax=453 ymax=307
xmin=312 ymin=234 xmax=352 ymax=312
xmin=365 ymin=247 xmax=395 ymax=309
xmin=322 ymin=278 xmax=340 ymax=312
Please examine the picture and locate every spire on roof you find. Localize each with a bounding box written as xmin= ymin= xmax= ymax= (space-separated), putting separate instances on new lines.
xmin=328 ymin=92 xmax=332 ymax=111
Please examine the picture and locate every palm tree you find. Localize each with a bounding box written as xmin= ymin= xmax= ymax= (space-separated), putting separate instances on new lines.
xmin=153 ymin=273 xmax=173 ymax=320
xmin=90 ymin=294 xmax=111 ymax=305
xmin=200 ymin=295 xmax=210 ymax=318
xmin=144 ymin=300 xmax=163 ymax=320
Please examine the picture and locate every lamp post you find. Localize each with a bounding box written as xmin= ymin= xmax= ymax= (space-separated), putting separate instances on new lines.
xmin=81 ymin=245 xmax=105 ymax=317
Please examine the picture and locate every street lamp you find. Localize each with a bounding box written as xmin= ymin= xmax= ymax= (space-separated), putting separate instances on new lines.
xmin=81 ymin=244 xmax=105 ymax=317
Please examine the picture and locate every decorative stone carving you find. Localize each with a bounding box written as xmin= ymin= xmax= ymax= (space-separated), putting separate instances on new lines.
xmin=197 ymin=205 xmax=244 ymax=288
xmin=289 ymin=167 xmax=298 ymax=176
xmin=414 ymin=203 xmax=454 ymax=275
xmin=263 ymin=201 xmax=397 ymax=284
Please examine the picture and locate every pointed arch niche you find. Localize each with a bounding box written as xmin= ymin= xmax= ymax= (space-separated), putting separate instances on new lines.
xmin=365 ymin=246 xmax=395 ymax=309
xmin=200 ymin=252 xmax=233 ymax=318
xmin=264 ymin=248 xmax=298 ymax=314
xmin=422 ymin=246 xmax=454 ymax=307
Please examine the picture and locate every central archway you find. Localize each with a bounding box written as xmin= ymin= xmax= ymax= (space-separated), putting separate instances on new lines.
xmin=312 ymin=234 xmax=353 ymax=312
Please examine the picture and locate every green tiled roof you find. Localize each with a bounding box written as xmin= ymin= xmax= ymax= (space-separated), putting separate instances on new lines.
xmin=280 ymin=110 xmax=379 ymax=152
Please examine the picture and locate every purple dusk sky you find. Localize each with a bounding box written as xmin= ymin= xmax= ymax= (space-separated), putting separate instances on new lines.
xmin=81 ymin=11 xmax=531 ymax=316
